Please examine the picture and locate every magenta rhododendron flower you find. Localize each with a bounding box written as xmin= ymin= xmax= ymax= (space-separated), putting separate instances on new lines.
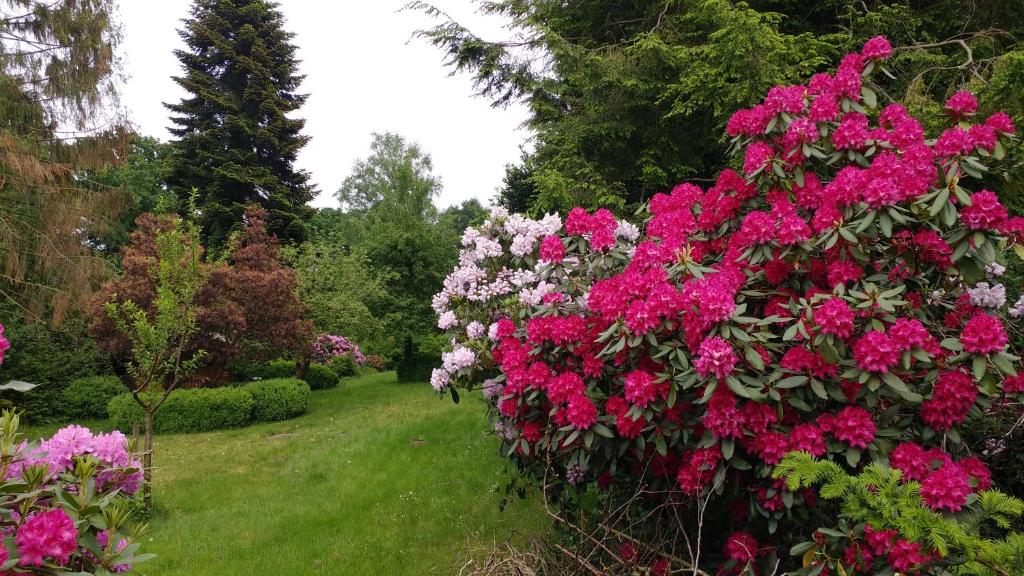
xmin=724 ymin=531 xmax=759 ymax=563
xmin=920 ymin=462 xmax=971 ymax=512
xmin=960 ymin=190 xmax=1008 ymax=230
xmin=813 ymin=298 xmax=855 ymax=338
xmin=852 ymin=331 xmax=899 ymax=374
xmin=694 ymin=336 xmax=737 ymax=380
xmin=960 ymin=313 xmax=1008 ymax=354
xmin=538 ymin=234 xmax=565 ymax=262
xmin=0 ymin=323 xmax=9 ymax=365
xmin=920 ymin=371 xmax=978 ymax=431
xmin=565 ymin=394 xmax=597 ymax=430
xmin=820 ymin=406 xmax=876 ymax=449
xmin=15 ymin=509 xmax=78 ymax=566
xmin=861 ymin=35 xmax=892 ymax=60
xmin=889 ymin=441 xmax=931 ymax=481
xmin=887 ymin=539 xmax=931 ymax=573
xmin=945 ymin=90 xmax=978 ymax=117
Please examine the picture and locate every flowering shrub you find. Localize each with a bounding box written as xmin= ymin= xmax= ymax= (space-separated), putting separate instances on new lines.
xmin=0 ymin=412 xmax=151 ymax=573
xmin=433 ymin=37 xmax=1023 ymax=573
xmin=311 ymin=334 xmax=365 ymax=365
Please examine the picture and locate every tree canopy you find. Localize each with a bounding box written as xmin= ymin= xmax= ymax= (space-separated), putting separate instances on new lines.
xmin=166 ymin=0 xmax=315 ymax=249
xmin=413 ymin=0 xmax=1024 ymax=214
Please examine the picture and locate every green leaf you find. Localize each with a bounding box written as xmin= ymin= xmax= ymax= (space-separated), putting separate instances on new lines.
xmin=810 ymin=378 xmax=828 ymax=400
xmin=592 ymin=423 xmax=615 ymax=438
xmin=972 ymin=355 xmax=988 ymax=380
xmin=846 ymin=447 xmax=861 ymax=467
xmin=777 ymin=375 xmax=808 ymax=389
xmin=744 ymin=346 xmax=765 ymax=371
xmin=722 ymin=438 xmax=735 ymax=460
xmin=726 ymin=376 xmax=751 ymax=398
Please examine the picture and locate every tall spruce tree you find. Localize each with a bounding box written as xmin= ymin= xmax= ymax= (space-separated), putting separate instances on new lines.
xmin=166 ymin=0 xmax=315 ymax=249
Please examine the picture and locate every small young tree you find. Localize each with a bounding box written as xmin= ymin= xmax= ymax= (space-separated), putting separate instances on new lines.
xmin=105 ymin=221 xmax=207 ymax=508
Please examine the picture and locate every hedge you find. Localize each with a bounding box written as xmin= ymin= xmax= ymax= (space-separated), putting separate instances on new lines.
xmin=245 ymin=379 xmax=310 ymax=421
xmin=63 ymin=376 xmax=127 ymax=419
xmin=108 ymin=387 xmax=254 ymax=434
xmin=305 ymin=363 xmax=338 ymax=390
xmin=107 ymin=377 xmax=313 ymax=434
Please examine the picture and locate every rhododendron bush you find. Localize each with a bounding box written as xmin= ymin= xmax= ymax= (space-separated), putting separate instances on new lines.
xmin=311 ymin=334 xmax=365 ymax=365
xmin=433 ymin=37 xmax=1024 ymax=574
xmin=0 ymin=413 xmax=151 ymax=574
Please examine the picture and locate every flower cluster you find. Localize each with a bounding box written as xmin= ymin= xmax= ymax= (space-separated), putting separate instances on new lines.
xmin=310 ymin=333 xmax=365 ymax=364
xmin=433 ymin=36 xmax=1023 ymax=574
xmin=0 ymin=323 xmax=9 ymax=365
xmin=0 ymin=412 xmax=150 ymax=573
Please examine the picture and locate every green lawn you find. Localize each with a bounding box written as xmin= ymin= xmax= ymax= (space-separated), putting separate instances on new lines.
xmin=29 ymin=372 xmax=548 ymax=575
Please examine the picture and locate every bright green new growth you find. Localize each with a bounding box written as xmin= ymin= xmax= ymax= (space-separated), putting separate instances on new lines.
xmin=104 ymin=221 xmax=207 ymax=507
xmin=775 ymin=453 xmax=1024 ymax=574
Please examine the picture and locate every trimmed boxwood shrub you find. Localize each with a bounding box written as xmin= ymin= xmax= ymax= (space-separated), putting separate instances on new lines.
xmin=328 ymin=354 xmax=356 ymax=377
xmin=63 ymin=376 xmax=127 ymax=419
xmin=262 ymin=359 xmax=298 ymax=379
xmin=108 ymin=386 xmax=254 ymax=434
xmin=304 ymin=363 xmax=338 ymax=390
xmin=245 ymin=378 xmax=310 ymax=421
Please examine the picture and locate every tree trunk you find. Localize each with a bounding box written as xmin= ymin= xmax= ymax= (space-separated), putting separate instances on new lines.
xmin=143 ymin=408 xmax=154 ymax=510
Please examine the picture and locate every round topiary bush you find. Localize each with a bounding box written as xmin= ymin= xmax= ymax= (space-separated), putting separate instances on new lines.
xmin=245 ymin=378 xmax=310 ymax=421
xmin=63 ymin=375 xmax=127 ymax=419
xmin=304 ymin=363 xmax=338 ymax=390
xmin=108 ymin=386 xmax=254 ymax=434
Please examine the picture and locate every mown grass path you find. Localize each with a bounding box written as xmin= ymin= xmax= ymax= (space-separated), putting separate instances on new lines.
xmin=36 ymin=373 xmax=547 ymax=575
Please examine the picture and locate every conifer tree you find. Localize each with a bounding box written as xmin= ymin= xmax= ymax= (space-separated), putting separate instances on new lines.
xmin=166 ymin=0 xmax=315 ymax=248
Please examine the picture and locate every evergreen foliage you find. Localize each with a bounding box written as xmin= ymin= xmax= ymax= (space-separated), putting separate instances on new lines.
xmin=777 ymin=453 xmax=1024 ymax=575
xmin=413 ymin=0 xmax=1024 ymax=214
xmin=166 ymin=0 xmax=315 ymax=249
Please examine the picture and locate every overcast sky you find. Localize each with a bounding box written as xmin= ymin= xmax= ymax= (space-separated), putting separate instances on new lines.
xmin=116 ymin=0 xmax=531 ymax=209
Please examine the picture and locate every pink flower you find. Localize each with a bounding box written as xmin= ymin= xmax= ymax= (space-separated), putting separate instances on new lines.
xmin=889 ymin=442 xmax=931 ymax=481
xmin=0 ymin=323 xmax=9 ymax=365
xmin=814 ymin=298 xmax=855 ymax=338
xmin=821 ymin=406 xmax=876 ymax=449
xmin=789 ymin=423 xmax=827 ymax=457
xmin=624 ymin=370 xmax=658 ymax=408
xmin=853 ymin=331 xmax=899 ymax=374
xmin=16 ymin=509 xmax=78 ymax=566
xmin=566 ymin=394 xmax=598 ymax=429
xmin=676 ymin=446 xmax=722 ymax=495
xmin=539 ymin=235 xmax=565 ymax=263
xmin=703 ymin=388 xmax=744 ymax=439
xmin=945 ymin=91 xmax=978 ymax=117
xmin=724 ymin=531 xmax=759 ymax=563
xmin=960 ymin=313 xmax=1008 ymax=354
xmin=832 ymin=112 xmax=870 ymax=149
xmin=960 ymin=190 xmax=1008 ymax=230
xmin=861 ymin=36 xmax=893 ymax=60
xmin=743 ymin=141 xmax=774 ymax=175
xmin=920 ymin=462 xmax=971 ymax=511
xmin=1004 ymin=373 xmax=1024 ymax=394
xmin=921 ymin=371 xmax=977 ymax=431
xmin=986 ymin=112 xmax=1016 ymax=134
xmin=826 ymin=260 xmax=863 ymax=287
xmin=888 ymin=539 xmax=930 ymax=572
xmin=547 ymin=372 xmax=586 ymax=404
xmin=935 ymin=127 xmax=975 ymax=157
xmin=749 ymin=430 xmax=790 ymax=464
xmin=694 ymin=337 xmax=737 ymax=380
xmin=959 ymin=457 xmax=992 ymax=491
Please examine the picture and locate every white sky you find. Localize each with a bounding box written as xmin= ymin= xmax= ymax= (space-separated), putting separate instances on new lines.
xmin=116 ymin=0 xmax=531 ymax=209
